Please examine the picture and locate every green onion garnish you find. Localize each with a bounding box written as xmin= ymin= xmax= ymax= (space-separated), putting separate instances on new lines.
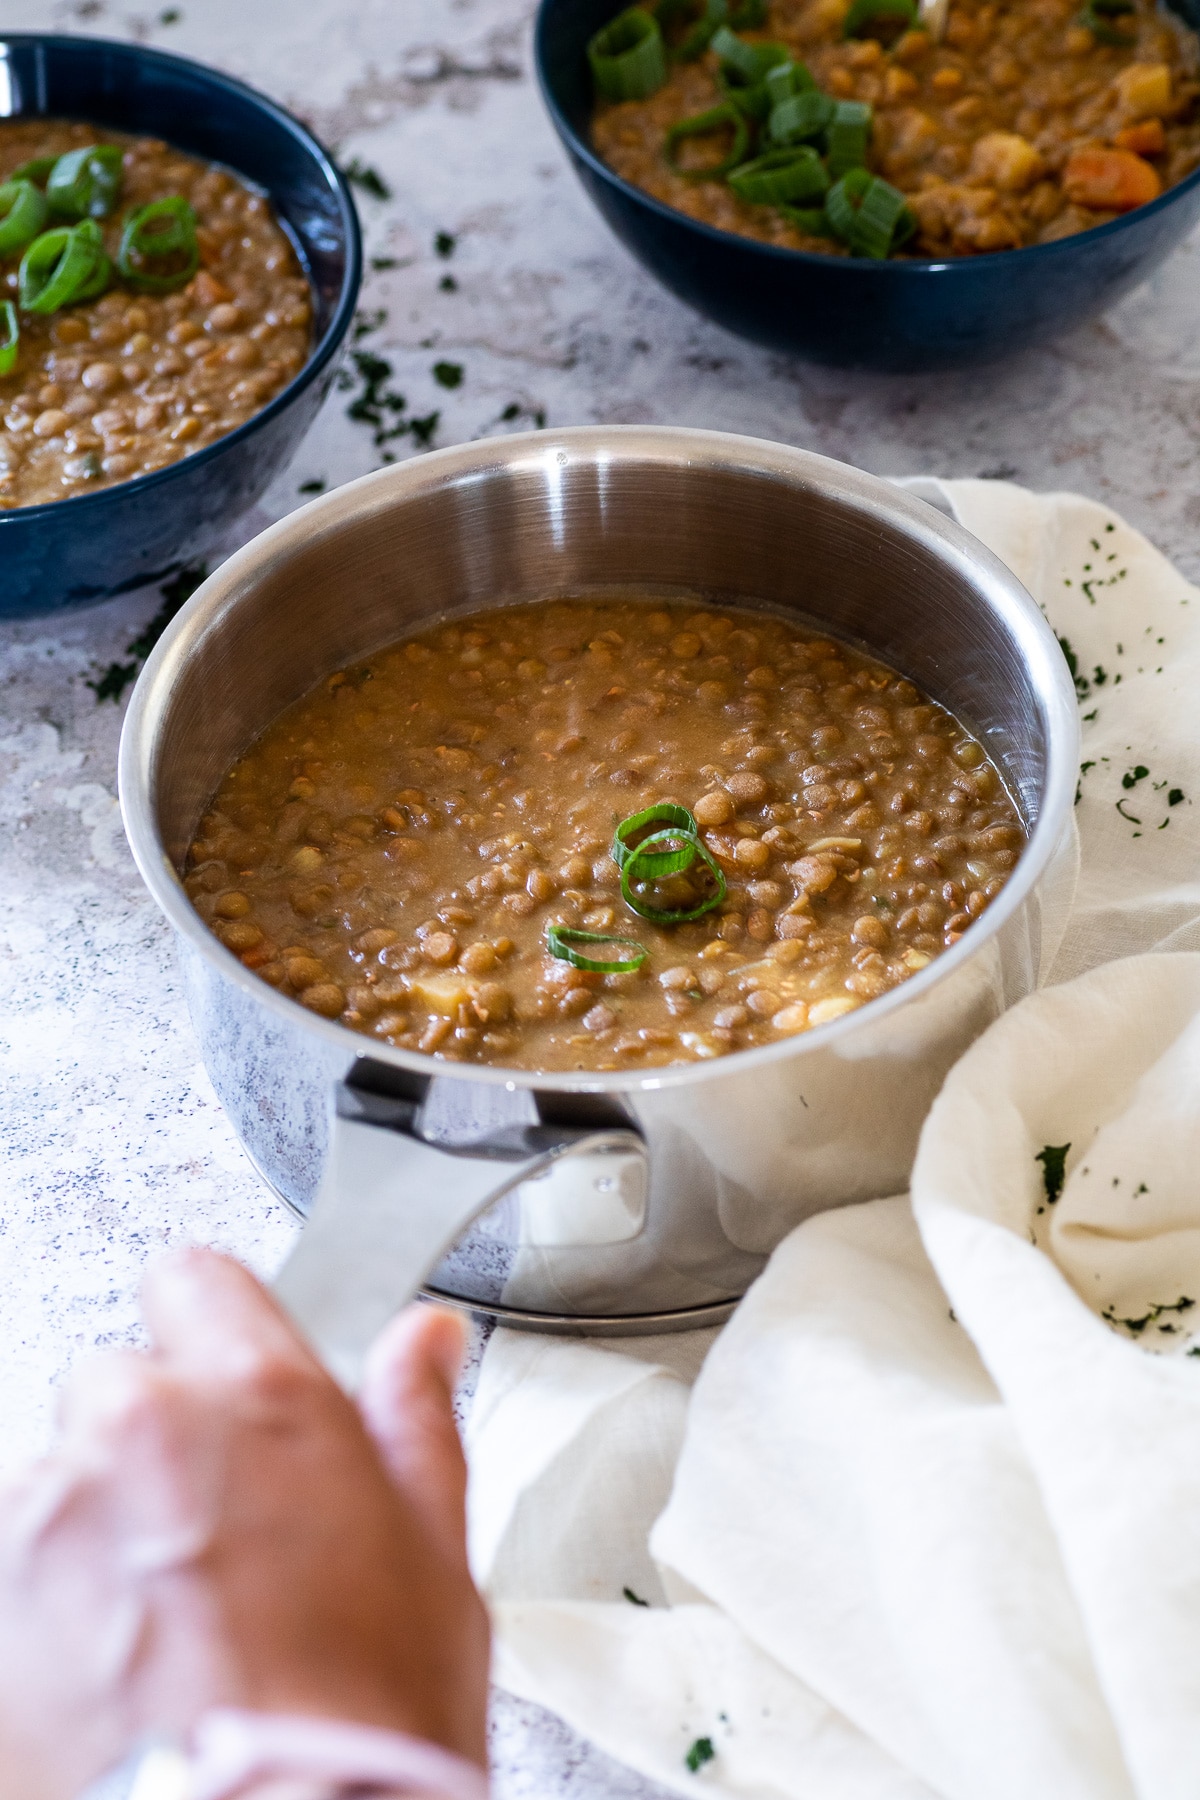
xmin=117 ymin=196 xmax=200 ymax=292
xmin=620 ymin=827 xmax=727 ymax=922
xmin=1080 ymin=0 xmax=1135 ymax=42
xmin=842 ymin=0 xmax=917 ymax=33
xmin=656 ymin=0 xmax=725 ymax=60
xmin=825 ymin=167 xmax=915 ymax=257
xmin=46 ymin=145 xmax=124 ymax=220
xmin=664 ymin=102 xmax=750 ymax=178
xmin=18 ymin=221 xmax=111 ymax=313
xmin=768 ymin=89 xmax=836 ymax=145
xmin=589 ymin=7 xmax=669 ymax=100
xmin=613 ymin=802 xmax=699 ymax=870
xmin=712 ymin=29 xmax=791 ymax=119
xmin=546 ymin=924 xmax=648 ymax=972
xmin=763 ymin=60 xmax=816 ymax=105
xmin=825 ymin=99 xmax=873 ymax=178
xmin=9 ymin=156 xmax=58 ymax=187
xmin=0 ymin=179 xmax=48 ymax=255
xmin=0 ymin=301 xmax=18 ymax=376
xmin=729 ymin=146 xmax=829 ymax=204
xmin=779 ymin=202 xmax=836 ymax=235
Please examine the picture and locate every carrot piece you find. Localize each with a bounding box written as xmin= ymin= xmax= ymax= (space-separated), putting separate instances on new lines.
xmin=1114 ymin=119 xmax=1166 ymax=156
xmin=1062 ymin=146 xmax=1161 ymax=211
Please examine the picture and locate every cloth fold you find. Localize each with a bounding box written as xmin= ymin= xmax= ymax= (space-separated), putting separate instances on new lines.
xmin=466 ymin=482 xmax=1200 ymax=1798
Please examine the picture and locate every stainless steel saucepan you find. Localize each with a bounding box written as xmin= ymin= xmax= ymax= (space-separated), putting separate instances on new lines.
xmin=119 ymin=428 xmax=1078 ymax=1384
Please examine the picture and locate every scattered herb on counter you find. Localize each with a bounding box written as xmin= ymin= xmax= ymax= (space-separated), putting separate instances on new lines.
xmin=298 ymin=478 xmax=325 ymax=494
xmin=499 ymin=400 xmax=547 ymax=428
xmin=159 ymin=6 xmax=182 ymax=20
xmin=686 ymin=1738 xmax=716 ymax=1773
xmin=433 ymin=359 xmax=464 ymax=388
xmin=1103 ymin=1295 xmax=1195 ymax=1337
xmin=340 ymin=158 xmax=392 ymax=201
xmin=1035 ymin=1143 xmax=1070 ymax=1206
xmin=1122 ymin=764 xmax=1149 ymax=790
xmin=409 ymin=409 xmax=440 ymax=446
xmin=440 ymin=274 xmax=458 ymax=291
xmin=1170 ymin=787 xmax=1185 ymax=806
xmin=353 ymin=306 xmax=387 ymax=342
xmin=623 ymin=1585 xmax=650 ymax=1606
xmin=86 ymin=562 xmax=208 ymax=703
xmin=435 ymin=230 xmax=457 ymax=256
xmin=371 ymin=255 xmax=400 ymax=271
xmin=1057 ymin=635 xmax=1091 ymax=699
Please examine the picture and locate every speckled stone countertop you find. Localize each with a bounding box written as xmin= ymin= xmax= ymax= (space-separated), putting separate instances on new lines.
xmin=1 ymin=0 xmax=1198 ymax=1790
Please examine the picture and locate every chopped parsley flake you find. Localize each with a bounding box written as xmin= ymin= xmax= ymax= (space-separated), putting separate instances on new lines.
xmin=1170 ymin=788 xmax=1185 ymax=806
xmin=623 ymin=1586 xmax=650 ymax=1606
xmin=1103 ymin=1296 xmax=1195 ymax=1337
xmin=435 ymin=230 xmax=457 ymax=257
xmin=1036 ymin=1143 xmax=1070 ymax=1205
xmin=433 ymin=360 xmax=464 ymax=389
xmin=686 ymin=1738 xmax=716 ymax=1773
xmin=1122 ymin=765 xmax=1150 ymax=790
xmin=340 ymin=158 xmax=392 ymax=201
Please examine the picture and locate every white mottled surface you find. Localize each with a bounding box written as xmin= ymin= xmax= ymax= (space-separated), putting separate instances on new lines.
xmin=0 ymin=0 xmax=1198 ymax=1790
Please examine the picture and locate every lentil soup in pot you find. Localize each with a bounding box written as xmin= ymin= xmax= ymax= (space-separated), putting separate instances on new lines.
xmin=0 ymin=121 xmax=311 ymax=509
xmin=185 ymin=598 xmax=1027 ymax=1072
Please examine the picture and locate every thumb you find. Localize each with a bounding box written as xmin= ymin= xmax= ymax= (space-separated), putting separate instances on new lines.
xmin=358 ymin=1305 xmax=471 ymax=1566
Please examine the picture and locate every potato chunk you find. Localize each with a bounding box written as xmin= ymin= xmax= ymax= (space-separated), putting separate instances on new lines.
xmin=968 ymin=131 xmax=1045 ymax=192
xmin=1114 ymin=61 xmax=1172 ymax=119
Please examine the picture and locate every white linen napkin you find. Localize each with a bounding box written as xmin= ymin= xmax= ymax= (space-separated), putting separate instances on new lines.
xmin=466 ymin=482 xmax=1200 ymax=1799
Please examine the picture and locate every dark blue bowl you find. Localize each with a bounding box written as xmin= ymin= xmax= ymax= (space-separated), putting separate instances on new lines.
xmin=536 ymin=0 xmax=1200 ymax=370
xmin=0 ymin=34 xmax=361 ymax=618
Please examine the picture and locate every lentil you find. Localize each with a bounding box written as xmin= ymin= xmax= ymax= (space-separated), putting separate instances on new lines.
xmin=0 ymin=121 xmax=310 ymax=508
xmin=186 ymin=598 xmax=1026 ymax=1070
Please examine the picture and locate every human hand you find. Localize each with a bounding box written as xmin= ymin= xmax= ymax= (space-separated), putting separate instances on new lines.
xmin=0 ymin=1249 xmax=489 ymax=1800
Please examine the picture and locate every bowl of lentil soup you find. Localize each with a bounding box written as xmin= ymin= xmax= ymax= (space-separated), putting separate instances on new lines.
xmin=536 ymin=0 xmax=1200 ymax=367
xmin=121 ymin=427 xmax=1077 ymax=1333
xmin=0 ymin=35 xmax=360 ymax=617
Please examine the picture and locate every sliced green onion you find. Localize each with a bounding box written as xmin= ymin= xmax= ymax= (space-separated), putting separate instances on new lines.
xmin=825 ymin=98 xmax=873 ymax=177
xmin=46 ymin=145 xmax=123 ymax=220
xmin=768 ymin=89 xmax=836 ymax=143
xmin=589 ymin=7 xmax=668 ymax=99
xmin=18 ymin=221 xmax=110 ymax=312
xmin=763 ymin=59 xmax=816 ymax=105
xmin=825 ymin=167 xmax=914 ymax=257
xmin=0 ymin=301 xmax=18 ymax=376
xmin=712 ymin=31 xmax=791 ymax=119
xmin=9 ymin=155 xmax=57 ymax=187
xmin=613 ymin=802 xmax=699 ymax=871
xmin=664 ymin=103 xmax=751 ymax=178
xmin=779 ymin=202 xmax=837 ymax=235
xmin=842 ymin=0 xmax=917 ymax=33
xmin=728 ymin=146 xmax=829 ymax=203
xmin=656 ymin=0 xmax=727 ymax=60
xmin=117 ymin=196 xmax=199 ymax=292
xmin=546 ymin=924 xmax=649 ymax=972
xmin=0 ymin=179 xmax=48 ymax=254
xmin=620 ymin=828 xmax=727 ymax=922
xmin=709 ymin=23 xmax=765 ymax=77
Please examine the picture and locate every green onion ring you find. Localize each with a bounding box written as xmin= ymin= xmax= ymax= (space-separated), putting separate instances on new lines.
xmin=117 ymin=196 xmax=200 ymax=292
xmin=546 ymin=925 xmax=649 ymax=972
xmin=768 ymin=89 xmax=836 ymax=144
xmin=72 ymin=220 xmax=114 ymax=300
xmin=825 ymin=167 xmax=914 ymax=257
xmin=589 ymin=7 xmax=668 ymax=99
xmin=656 ymin=0 xmax=727 ymax=60
xmin=825 ymin=98 xmax=873 ymax=177
xmin=0 ymin=178 xmax=48 ymax=255
xmin=612 ymin=802 xmax=699 ymax=872
xmin=842 ymin=0 xmax=917 ymax=34
xmin=9 ymin=156 xmax=57 ymax=187
xmin=621 ymin=828 xmax=727 ymax=923
xmin=18 ymin=222 xmax=109 ymax=313
xmin=664 ymin=102 xmax=750 ymax=178
xmin=728 ymin=146 xmax=829 ymax=204
xmin=763 ymin=59 xmax=817 ymax=106
xmin=0 ymin=301 xmax=18 ymax=376
xmin=779 ymin=202 xmax=836 ymax=235
xmin=46 ymin=145 xmax=124 ymax=220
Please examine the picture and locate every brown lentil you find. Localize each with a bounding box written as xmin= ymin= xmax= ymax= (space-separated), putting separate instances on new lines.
xmin=591 ymin=0 xmax=1200 ymax=258
xmin=0 ymin=121 xmax=310 ymax=509
xmin=185 ymin=598 xmax=1026 ymax=1070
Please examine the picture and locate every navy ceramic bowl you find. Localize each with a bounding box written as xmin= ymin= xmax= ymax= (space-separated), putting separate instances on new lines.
xmin=0 ymin=34 xmax=361 ymax=619
xmin=536 ymin=0 xmax=1200 ymax=370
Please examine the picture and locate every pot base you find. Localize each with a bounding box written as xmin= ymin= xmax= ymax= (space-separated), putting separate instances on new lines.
xmin=424 ymin=1287 xmax=739 ymax=1337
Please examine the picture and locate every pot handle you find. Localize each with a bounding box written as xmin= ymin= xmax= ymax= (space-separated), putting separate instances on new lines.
xmin=273 ymin=1061 xmax=646 ymax=1388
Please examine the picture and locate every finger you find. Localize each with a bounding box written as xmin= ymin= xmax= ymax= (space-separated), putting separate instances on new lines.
xmin=140 ymin=1247 xmax=322 ymax=1381
xmin=54 ymin=1348 xmax=160 ymax=1443
xmin=359 ymin=1305 xmax=470 ymax=1564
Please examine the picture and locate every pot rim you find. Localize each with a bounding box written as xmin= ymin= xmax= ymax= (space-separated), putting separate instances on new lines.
xmin=118 ymin=425 xmax=1080 ymax=1095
